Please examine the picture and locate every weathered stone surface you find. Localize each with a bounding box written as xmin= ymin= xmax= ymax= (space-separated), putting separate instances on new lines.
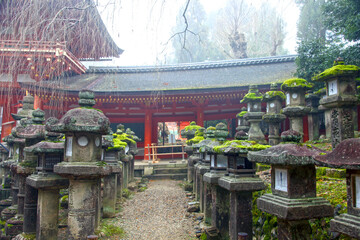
xmin=54 ymin=163 xmax=111 ymax=178
xmin=277 ymin=219 xmax=312 ymax=240
xmin=11 ymin=94 xmax=34 ymax=121
xmin=257 ymin=194 xmax=333 ymax=220
xmin=24 ymin=141 xmax=64 ymax=154
xmin=103 ymin=174 xmax=117 ymax=218
xmin=203 ymin=171 xmax=225 ymax=184
xmin=314 ymin=138 xmax=360 ymax=169
xmin=218 ymin=176 xmax=266 ymax=192
xmin=248 ymin=143 xmax=325 ymax=165
xmin=282 ymin=106 xmax=311 ymax=117
xmin=330 ymin=213 xmax=360 ymax=239
xmin=26 ymin=173 xmax=69 ymax=189
xmin=37 ymin=189 xmax=60 ymax=240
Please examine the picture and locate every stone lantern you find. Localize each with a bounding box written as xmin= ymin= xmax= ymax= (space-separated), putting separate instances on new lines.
xmin=281 ymin=78 xmax=312 ymax=138
xmin=248 ymin=130 xmax=333 ymax=239
xmin=236 ymin=107 xmax=249 ymax=133
xmin=241 ymin=85 xmax=265 ymax=143
xmin=201 ymin=123 xmax=228 ymax=227
xmin=47 ymin=90 xmax=111 ymax=239
xmin=186 ymin=127 xmax=204 ymax=184
xmin=216 ymin=140 xmax=270 ymax=240
xmin=192 ymin=126 xmax=216 ymax=200
xmin=114 ymin=127 xmax=135 ymax=189
xmin=0 ymin=135 xmax=20 ymax=217
xmin=11 ymin=94 xmax=34 ymax=121
xmin=314 ymin=138 xmax=360 ymax=238
xmin=312 ymin=58 xmax=359 ymax=148
xmin=305 ymin=91 xmax=321 ymax=141
xmin=0 ymin=136 xmax=15 ymax=201
xmin=25 ymin=130 xmax=68 ymax=240
xmin=181 ymin=121 xmax=201 ymax=141
xmin=263 ymin=83 xmax=286 ymax=145
xmin=11 ymin=109 xmax=46 ymax=236
xmin=125 ymin=128 xmax=139 ymax=181
xmin=193 ymin=124 xmax=226 ymax=213
xmin=101 ymin=132 xmax=122 ymax=218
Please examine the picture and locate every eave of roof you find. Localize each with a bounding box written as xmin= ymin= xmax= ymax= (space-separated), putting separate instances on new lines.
xmin=21 ymin=55 xmax=298 ymax=94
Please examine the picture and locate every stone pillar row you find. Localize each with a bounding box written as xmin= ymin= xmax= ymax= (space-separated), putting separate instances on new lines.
xmin=0 ymin=91 xmax=138 ymax=240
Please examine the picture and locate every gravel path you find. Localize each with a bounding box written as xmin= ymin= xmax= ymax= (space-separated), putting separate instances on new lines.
xmin=117 ymin=180 xmax=196 ymax=240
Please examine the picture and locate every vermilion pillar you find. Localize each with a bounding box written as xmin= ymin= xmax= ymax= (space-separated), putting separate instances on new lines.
xmin=144 ymin=110 xmax=152 ymax=160
xmin=34 ymin=95 xmax=43 ymax=110
xmin=1 ymin=96 xmax=17 ymax=141
xmin=196 ymin=108 xmax=204 ymax=127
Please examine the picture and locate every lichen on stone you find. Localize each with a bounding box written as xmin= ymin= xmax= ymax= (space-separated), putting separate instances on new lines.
xmin=281 ymin=78 xmax=313 ymax=91
xmin=181 ymin=121 xmax=202 ymax=139
xmin=313 ymin=64 xmax=360 ymax=81
xmin=213 ymin=140 xmax=271 ymax=154
xmin=107 ymin=133 xmax=130 ymax=151
xmin=236 ymin=111 xmax=247 ymax=118
xmin=187 ymin=128 xmax=205 ymax=145
xmin=263 ymin=90 xmax=286 ymax=101
xmin=240 ymin=92 xmax=263 ymax=103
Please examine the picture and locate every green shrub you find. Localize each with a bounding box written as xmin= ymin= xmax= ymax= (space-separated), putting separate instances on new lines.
xmin=122 ymin=188 xmax=133 ymax=199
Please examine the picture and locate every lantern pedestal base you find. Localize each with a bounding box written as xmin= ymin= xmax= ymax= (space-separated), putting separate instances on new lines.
xmin=257 ymin=194 xmax=333 ymax=220
xmin=218 ymin=176 xmax=265 ymax=192
xmin=218 ymin=176 xmax=266 ymax=240
xmin=330 ymin=213 xmax=360 ymax=239
xmin=197 ymin=165 xmax=210 ymax=212
xmin=203 ymin=171 xmax=226 ymax=225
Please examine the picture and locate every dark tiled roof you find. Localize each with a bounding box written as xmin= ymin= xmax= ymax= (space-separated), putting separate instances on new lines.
xmin=28 ymin=55 xmax=297 ymax=93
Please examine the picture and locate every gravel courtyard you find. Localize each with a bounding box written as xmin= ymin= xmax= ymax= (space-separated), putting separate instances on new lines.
xmin=116 ymin=180 xmax=197 ymax=240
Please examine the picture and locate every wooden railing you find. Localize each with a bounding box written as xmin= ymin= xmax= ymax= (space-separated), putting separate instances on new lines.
xmin=146 ymin=143 xmax=186 ymax=162
xmin=0 ymin=40 xmax=86 ymax=74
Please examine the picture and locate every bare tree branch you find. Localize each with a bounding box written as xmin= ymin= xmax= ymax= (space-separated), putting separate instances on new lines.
xmin=162 ymin=0 xmax=201 ymax=50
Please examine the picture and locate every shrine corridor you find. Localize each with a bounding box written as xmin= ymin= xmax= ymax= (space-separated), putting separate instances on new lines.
xmin=115 ymin=180 xmax=196 ymax=240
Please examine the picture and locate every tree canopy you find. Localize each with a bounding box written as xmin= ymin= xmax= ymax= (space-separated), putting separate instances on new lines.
xmin=295 ymin=0 xmax=360 ymax=89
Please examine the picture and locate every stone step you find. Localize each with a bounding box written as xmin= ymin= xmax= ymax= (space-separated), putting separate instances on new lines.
xmin=153 ymin=168 xmax=187 ymax=174
xmin=144 ymin=173 xmax=187 ymax=180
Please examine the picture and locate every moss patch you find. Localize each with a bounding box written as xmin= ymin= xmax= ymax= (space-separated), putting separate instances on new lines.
xmin=240 ymin=92 xmax=263 ymax=103
xmin=187 ymin=135 xmax=205 ymax=145
xmin=313 ymin=64 xmax=360 ymax=81
xmin=263 ymin=90 xmax=286 ymax=101
xmin=281 ymin=78 xmax=313 ymax=90
xmin=236 ymin=111 xmax=248 ymax=118
xmin=213 ymin=140 xmax=271 ymax=154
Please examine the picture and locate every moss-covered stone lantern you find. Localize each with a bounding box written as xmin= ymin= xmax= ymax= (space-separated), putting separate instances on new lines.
xmin=213 ymin=140 xmax=270 ymax=239
xmin=313 ymin=58 xmax=360 ymax=148
xmin=113 ymin=127 xmax=136 ymax=189
xmin=9 ymin=109 xmax=46 ymax=237
xmin=263 ymin=83 xmax=286 ymax=145
xmin=201 ymin=123 xmax=229 ymax=230
xmin=187 ymin=127 xmax=205 ymax=184
xmin=248 ymin=130 xmax=333 ymax=239
xmin=241 ymin=85 xmax=265 ymax=143
xmin=0 ymin=135 xmax=20 ymax=219
xmin=314 ymin=138 xmax=360 ymax=238
xmin=11 ymin=94 xmax=34 ymax=121
xmin=281 ymin=78 xmax=312 ymax=138
xmin=25 ymin=130 xmax=68 ymax=240
xmin=236 ymin=107 xmax=250 ymax=133
xmin=101 ymin=131 xmax=122 ymax=218
xmin=193 ymin=125 xmax=223 ymax=214
xmin=47 ymin=90 xmax=111 ymax=239
xmin=181 ymin=121 xmax=202 ymax=140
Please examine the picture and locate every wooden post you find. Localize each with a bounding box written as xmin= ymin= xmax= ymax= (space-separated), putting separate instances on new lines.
xmin=197 ymin=107 xmax=204 ymax=127
xmin=144 ymin=110 xmax=152 ymax=160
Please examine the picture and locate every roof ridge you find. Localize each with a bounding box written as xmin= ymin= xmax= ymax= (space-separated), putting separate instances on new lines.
xmin=86 ymin=55 xmax=298 ymax=74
